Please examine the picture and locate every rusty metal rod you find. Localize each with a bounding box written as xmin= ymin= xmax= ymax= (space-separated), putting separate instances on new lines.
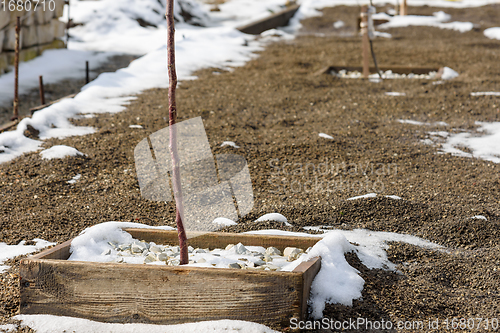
xmin=360 ymin=6 xmax=370 ymax=79
xmin=66 ymin=0 xmax=71 ymax=44
xmin=85 ymin=61 xmax=89 ymax=84
xmin=12 ymin=16 xmax=20 ymax=121
xmin=39 ymin=76 xmax=45 ymax=105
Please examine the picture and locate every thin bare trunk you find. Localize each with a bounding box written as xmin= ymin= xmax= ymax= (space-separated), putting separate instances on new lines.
xmin=166 ymin=0 xmax=188 ymax=265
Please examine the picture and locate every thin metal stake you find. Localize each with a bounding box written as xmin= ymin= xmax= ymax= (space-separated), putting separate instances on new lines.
xmin=66 ymin=0 xmax=71 ymax=44
xmin=39 ymin=76 xmax=45 ymax=105
xmin=360 ymin=6 xmax=370 ymax=79
xmin=12 ymin=16 xmax=20 ymax=121
xmin=85 ymin=61 xmax=89 ymax=84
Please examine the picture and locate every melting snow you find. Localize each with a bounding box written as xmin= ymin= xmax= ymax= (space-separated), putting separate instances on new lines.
xmin=0 ymin=239 xmax=56 ymax=273
xmin=40 ymin=145 xmax=84 ymax=160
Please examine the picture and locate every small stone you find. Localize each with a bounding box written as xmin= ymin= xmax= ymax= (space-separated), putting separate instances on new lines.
xmin=131 ymin=242 xmax=147 ymax=254
xmin=115 ymin=258 xmax=124 ymax=263
xmin=142 ymin=249 xmax=149 ymax=256
xmin=172 ymin=246 xmax=180 ymax=253
xmin=189 ymin=260 xmax=195 ymax=264
xmin=233 ymin=243 xmax=247 ymax=254
xmin=225 ymin=244 xmax=235 ymax=251
xmin=101 ymin=249 xmax=111 ymax=256
xmin=150 ymin=245 xmax=162 ymax=253
xmin=212 ymin=253 xmax=220 ymax=257
xmin=253 ymin=259 xmax=266 ymax=266
xmin=305 ymin=247 xmax=312 ymax=253
xmin=283 ymin=247 xmax=298 ymax=257
xmin=144 ymin=253 xmax=157 ymax=263
xmin=197 ymin=258 xmax=206 ymax=263
xmin=188 ymin=246 xmax=194 ymax=253
xmin=284 ymin=247 xmax=303 ymax=261
xmin=263 ymin=254 xmax=273 ymax=262
xmin=168 ymin=259 xmax=180 ymax=266
xmin=264 ymin=264 xmax=281 ymax=271
xmin=238 ymin=262 xmax=247 ymax=268
xmin=118 ymin=244 xmax=130 ymax=251
xmin=247 ymin=261 xmax=255 ymax=268
xmin=265 ymin=247 xmax=281 ymax=256
xmin=228 ymin=263 xmax=241 ymax=269
xmin=107 ymin=242 xmax=117 ymax=249
xmin=193 ymin=248 xmax=206 ymax=254
xmin=157 ymin=253 xmax=168 ymax=262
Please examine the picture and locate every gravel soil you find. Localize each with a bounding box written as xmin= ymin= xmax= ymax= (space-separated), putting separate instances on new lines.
xmin=1 ymin=4 xmax=500 ymax=332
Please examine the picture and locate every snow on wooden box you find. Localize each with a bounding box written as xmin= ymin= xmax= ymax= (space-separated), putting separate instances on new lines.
xmin=19 ymin=229 xmax=321 ymax=327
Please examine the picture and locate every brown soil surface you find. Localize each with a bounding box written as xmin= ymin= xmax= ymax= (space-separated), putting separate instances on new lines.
xmin=1 ymin=4 xmax=500 ymax=332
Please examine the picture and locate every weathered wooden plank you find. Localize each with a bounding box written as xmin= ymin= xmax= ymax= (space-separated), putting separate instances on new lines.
xmin=30 ymin=239 xmax=71 ymax=260
xmin=293 ymin=257 xmax=321 ymax=319
xmin=126 ymin=228 xmax=320 ymax=251
xmin=0 ymin=120 xmax=18 ymax=133
xmin=30 ymin=93 xmax=77 ymax=114
xmin=237 ymin=5 xmax=300 ymax=35
xmin=20 ymin=258 xmax=307 ymax=325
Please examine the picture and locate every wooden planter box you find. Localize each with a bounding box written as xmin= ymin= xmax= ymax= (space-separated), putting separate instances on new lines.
xmin=20 ymin=229 xmax=321 ymax=327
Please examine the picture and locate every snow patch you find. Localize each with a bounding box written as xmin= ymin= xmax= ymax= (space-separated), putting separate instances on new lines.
xmin=68 ymin=222 xmax=175 ymax=263
xmin=347 ymin=193 xmax=377 ymax=200
xmin=40 ymin=145 xmax=84 ymax=160
xmin=220 ymin=141 xmax=240 ymax=148
xmin=256 ymin=213 xmax=292 ymax=226
xmin=67 ymin=174 xmax=82 ymax=184
xmin=439 ymin=122 xmax=500 ymax=163
xmin=484 ymin=27 xmax=500 ymax=40
xmin=385 ymin=92 xmax=406 ymax=96
xmin=13 ymin=315 xmax=278 ymax=333
xmin=441 ymin=67 xmax=459 ymax=80
xmin=377 ymin=11 xmax=473 ymax=33
xmin=470 ymin=92 xmax=500 ymax=97
xmin=212 ymin=217 xmax=237 ymax=226
xmin=319 ymin=133 xmax=334 ymax=139
xmin=333 ymin=20 xmax=345 ymax=29
xmin=0 ymin=239 xmax=56 ymax=273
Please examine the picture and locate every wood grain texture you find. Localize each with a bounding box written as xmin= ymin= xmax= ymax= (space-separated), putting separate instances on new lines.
xmin=237 ymin=5 xmax=300 ymax=35
xmin=20 ymin=230 xmax=322 ymax=326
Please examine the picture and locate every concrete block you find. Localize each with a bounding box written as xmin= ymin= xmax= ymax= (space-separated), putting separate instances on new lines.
xmin=0 ymin=29 xmax=5 ymax=51
xmin=33 ymin=1 xmax=54 ymax=24
xmin=22 ymin=10 xmax=35 ymax=26
xmin=0 ymin=51 xmax=7 ymax=74
xmin=2 ymin=25 xmax=22 ymax=51
xmin=0 ymin=7 xmax=10 ymax=30
xmin=21 ymin=24 xmax=38 ymax=47
xmin=37 ymin=22 xmax=54 ymax=45
xmin=51 ymin=18 xmax=65 ymax=38
xmin=54 ymin=0 xmax=65 ymax=18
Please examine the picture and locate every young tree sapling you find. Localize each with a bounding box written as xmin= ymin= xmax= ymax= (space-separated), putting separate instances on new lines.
xmin=166 ymin=0 xmax=188 ymax=265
